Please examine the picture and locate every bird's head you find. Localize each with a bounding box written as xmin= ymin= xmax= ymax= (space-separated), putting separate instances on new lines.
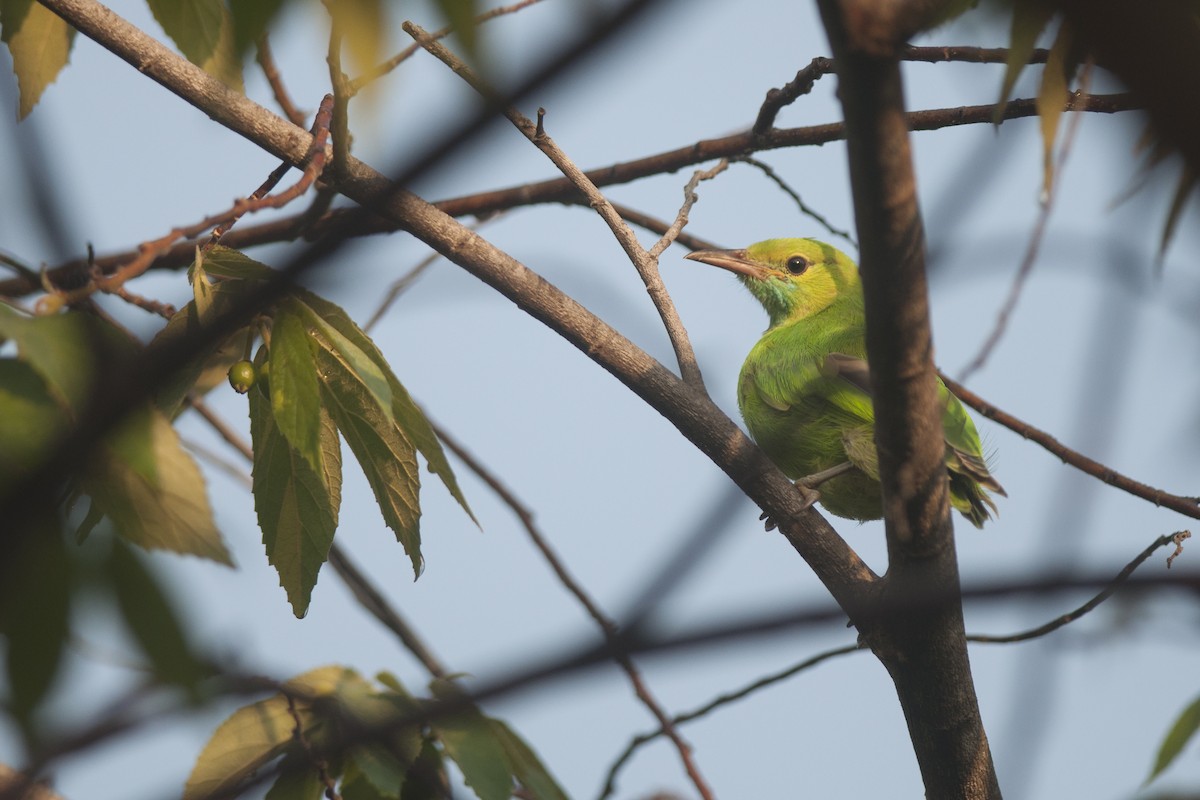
xmin=685 ymin=238 xmax=860 ymax=328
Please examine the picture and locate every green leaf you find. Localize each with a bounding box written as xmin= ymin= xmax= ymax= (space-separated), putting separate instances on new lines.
xmin=429 ymin=684 xmax=512 ymax=800
xmin=191 ymin=251 xmax=214 ymax=322
xmin=229 ymin=0 xmax=288 ymax=55
xmin=184 ymin=665 xmax=360 ymax=800
xmin=269 ymin=300 xmax=325 ymax=476
xmin=1148 ymin=695 xmax=1200 ymax=784
xmin=0 ymin=359 xmax=66 ymax=486
xmin=145 ymin=0 xmax=242 ymax=90
xmin=487 ymin=720 xmax=567 ymax=800
xmin=400 ymin=738 xmax=447 ymax=800
xmin=342 ymin=759 xmax=394 ymax=800
xmin=84 ymin=405 xmax=233 ymax=565
xmin=315 ymin=345 xmax=423 ymax=576
xmin=292 ymin=296 xmax=393 ymax=420
xmin=0 ymin=304 xmax=97 ymax=413
xmin=250 ymin=371 xmax=341 ymax=618
xmin=995 ymin=0 xmax=1055 ymax=124
xmin=0 ymin=512 xmax=70 ymax=739
xmin=108 ymin=540 xmax=206 ymax=691
xmin=264 ymin=756 xmax=324 ymax=800
xmin=201 ymin=245 xmax=277 ymax=282
xmin=295 ymin=290 xmax=474 ymax=524
xmin=148 ymin=280 xmax=248 ymax=417
xmin=1035 ymin=20 xmax=1074 ymax=197
xmin=432 ymin=0 xmax=480 ymax=62
xmin=0 ymin=0 xmax=74 ymax=118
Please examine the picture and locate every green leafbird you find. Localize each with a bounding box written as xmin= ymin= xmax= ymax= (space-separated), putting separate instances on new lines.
xmin=686 ymin=238 xmax=1005 ymax=528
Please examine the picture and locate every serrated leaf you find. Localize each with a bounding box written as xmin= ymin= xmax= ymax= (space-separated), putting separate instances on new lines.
xmin=487 ymin=720 xmax=567 ymax=800
xmin=1 ymin=0 xmax=74 ymax=119
xmin=1148 ymin=695 xmax=1200 ymax=784
xmin=296 ymin=290 xmax=474 ymax=524
xmin=0 ymin=359 xmax=66 ymax=486
xmin=250 ymin=375 xmax=341 ymax=618
xmin=108 ymin=540 xmax=206 ymax=690
xmin=0 ymin=512 xmax=70 ymax=737
xmin=315 ymin=345 xmax=423 ymax=576
xmin=84 ymin=405 xmax=233 ymax=565
xmin=995 ymin=0 xmax=1054 ymax=124
xmin=0 ymin=304 xmax=96 ymax=413
xmin=293 ymin=297 xmax=393 ymax=419
xmin=269 ymin=301 xmax=325 ymax=476
xmin=429 ymin=683 xmax=512 ymax=800
xmin=145 ymin=0 xmax=242 ymax=90
xmin=264 ymin=756 xmax=324 ymax=800
xmin=183 ymin=665 xmax=361 ymax=800
xmin=342 ymin=760 xmax=394 ymax=800
xmin=1035 ymin=20 xmax=1074 ymax=197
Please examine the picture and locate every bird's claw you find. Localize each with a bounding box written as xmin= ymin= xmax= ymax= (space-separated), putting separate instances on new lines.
xmin=759 ymin=482 xmax=822 ymax=530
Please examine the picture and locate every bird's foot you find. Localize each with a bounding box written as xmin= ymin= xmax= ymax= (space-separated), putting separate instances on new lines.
xmin=760 ymin=481 xmax=822 ymax=530
xmin=796 ymin=461 xmax=856 ymax=489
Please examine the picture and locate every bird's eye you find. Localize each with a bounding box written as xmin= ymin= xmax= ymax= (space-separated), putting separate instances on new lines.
xmin=786 ymin=255 xmax=809 ymax=275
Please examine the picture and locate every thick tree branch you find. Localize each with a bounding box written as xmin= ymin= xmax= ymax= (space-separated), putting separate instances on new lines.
xmin=818 ymin=1 xmax=1000 ymax=796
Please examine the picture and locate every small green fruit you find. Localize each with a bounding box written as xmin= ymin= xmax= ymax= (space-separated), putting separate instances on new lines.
xmin=228 ymin=360 xmax=256 ymax=394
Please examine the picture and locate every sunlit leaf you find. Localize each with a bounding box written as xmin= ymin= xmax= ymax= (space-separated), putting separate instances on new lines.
xmin=84 ymin=405 xmax=233 ymax=565
xmin=292 ymin=296 xmax=392 ymax=419
xmin=191 ymin=251 xmax=214 ymax=322
xmin=1034 ymin=20 xmax=1074 ymax=197
xmin=184 ymin=665 xmax=363 ymax=800
xmin=295 ymin=290 xmax=474 ymax=524
xmin=269 ymin=301 xmax=325 ymax=476
xmin=995 ymin=0 xmax=1054 ymax=124
xmin=0 ymin=0 xmax=74 ymax=119
xmin=314 ymin=344 xmax=423 ymax=576
xmin=429 ymin=683 xmax=512 ymax=800
xmin=487 ymin=720 xmax=568 ymax=800
xmin=250 ymin=368 xmax=341 ymax=618
xmin=109 ymin=540 xmax=206 ymax=691
xmin=1147 ymin=695 xmax=1200 ymax=784
xmin=201 ymin=245 xmax=277 ymax=281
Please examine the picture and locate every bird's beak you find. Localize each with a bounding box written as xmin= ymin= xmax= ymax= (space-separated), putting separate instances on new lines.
xmin=684 ymin=248 xmax=766 ymax=280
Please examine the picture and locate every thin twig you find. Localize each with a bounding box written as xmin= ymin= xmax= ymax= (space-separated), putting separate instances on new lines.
xmin=753 ymin=56 xmax=835 ymax=134
xmin=733 ymin=156 xmax=856 ymax=246
xmin=348 ymin=0 xmax=548 ymax=95
xmin=940 ymin=373 xmax=1200 ymax=519
xmin=405 ymin=22 xmax=707 ymax=389
xmin=321 ymin=0 xmax=353 ymax=183
xmin=959 ymin=65 xmax=1093 ymax=382
xmin=646 ymin=161 xmax=730 ymax=260
xmin=88 ymin=95 xmax=334 ymax=296
xmin=597 ymin=642 xmax=862 ymax=800
xmin=255 ymin=35 xmax=308 ymax=127
xmin=432 ymin=423 xmax=717 ymax=800
xmin=284 ymin=692 xmax=341 ymax=800
xmin=6 ymin=91 xmax=1141 ymax=300
xmin=901 ymin=44 xmax=1051 ymax=64
xmin=967 ymin=531 xmax=1190 ymax=643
